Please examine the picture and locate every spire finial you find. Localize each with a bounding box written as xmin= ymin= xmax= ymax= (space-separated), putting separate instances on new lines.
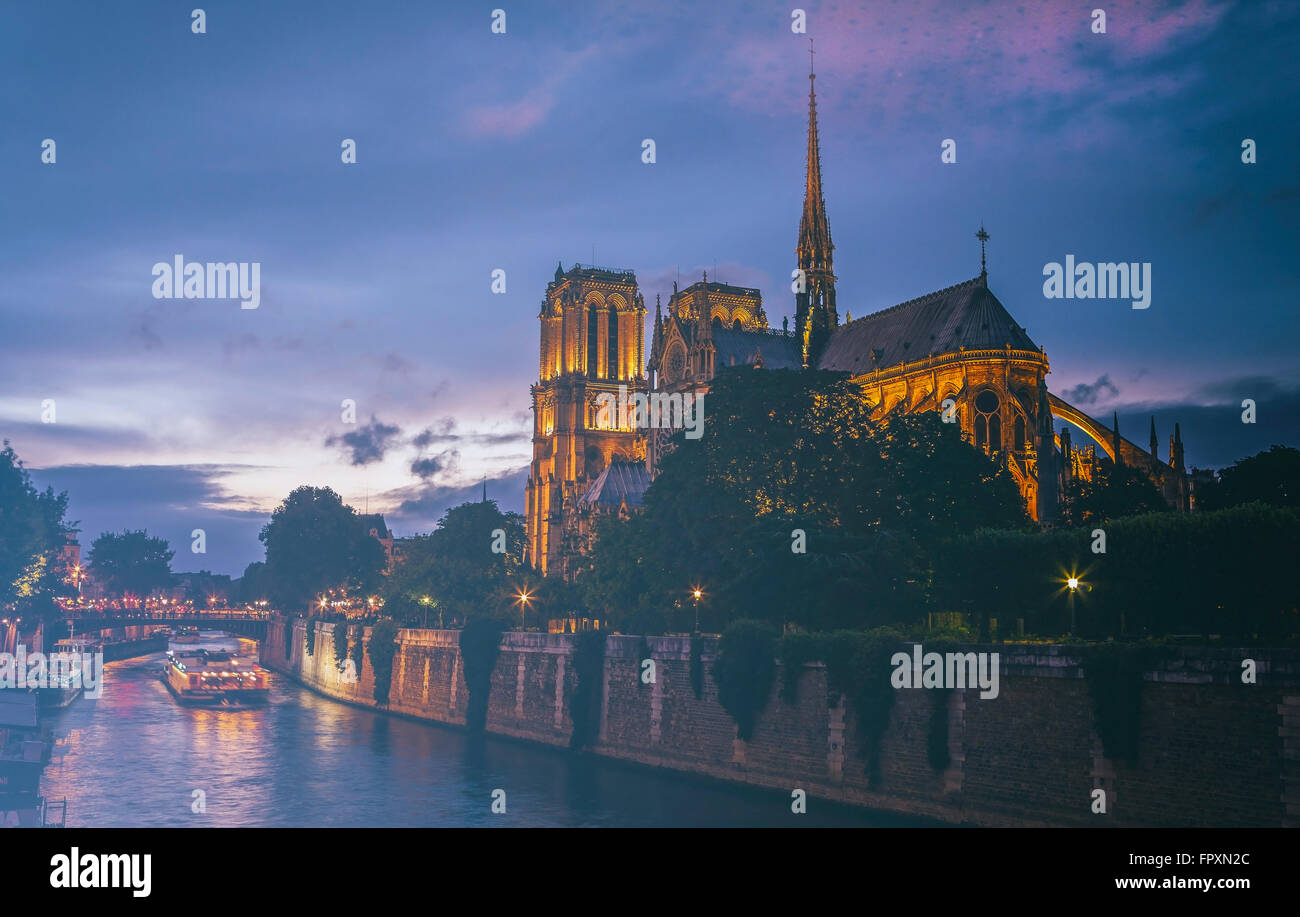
xmin=809 ymin=37 xmax=815 ymax=78
xmin=975 ymin=225 xmax=990 ymax=284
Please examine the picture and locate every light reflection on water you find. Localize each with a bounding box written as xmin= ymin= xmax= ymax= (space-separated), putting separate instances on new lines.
xmin=40 ymin=633 xmax=917 ymax=828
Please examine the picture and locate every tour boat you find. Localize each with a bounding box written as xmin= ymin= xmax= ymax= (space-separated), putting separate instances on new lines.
xmin=160 ymin=649 xmax=271 ymax=706
xmin=170 ymin=626 xmax=203 ymax=644
xmin=39 ymin=635 xmax=98 ymax=709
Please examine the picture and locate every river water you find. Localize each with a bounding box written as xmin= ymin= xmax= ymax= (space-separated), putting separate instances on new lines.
xmin=39 ymin=632 xmax=917 ymax=827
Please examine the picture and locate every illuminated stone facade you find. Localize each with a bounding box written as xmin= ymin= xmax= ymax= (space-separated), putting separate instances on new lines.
xmin=527 ymin=61 xmax=1190 ymax=578
xmin=526 ymin=264 xmax=647 ymax=576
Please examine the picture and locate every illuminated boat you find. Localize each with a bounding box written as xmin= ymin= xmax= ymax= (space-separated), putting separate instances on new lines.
xmin=160 ymin=649 xmax=271 ymax=706
xmin=39 ymin=635 xmax=98 ymax=709
xmin=170 ymin=626 xmax=203 ymax=644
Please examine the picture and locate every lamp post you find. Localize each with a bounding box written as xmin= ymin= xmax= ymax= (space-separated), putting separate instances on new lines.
xmin=1067 ymin=576 xmax=1080 ymax=635
xmin=691 ymin=587 xmax=703 ymax=634
xmin=516 ymin=589 xmax=533 ymax=631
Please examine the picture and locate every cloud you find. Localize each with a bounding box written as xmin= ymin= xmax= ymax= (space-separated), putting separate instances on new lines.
xmin=410 ymin=448 xmax=459 ymax=480
xmin=326 ymin=415 xmax=403 ymax=466
xmin=1060 ymin=374 xmax=1120 ymax=405
xmin=383 ymin=466 xmax=530 ymax=535
xmin=1107 ymin=375 xmax=1300 ymax=469
xmin=25 ymin=463 xmax=268 ymax=577
xmin=413 ymin=417 xmax=456 ymax=448
xmin=461 ymin=44 xmax=601 ymax=138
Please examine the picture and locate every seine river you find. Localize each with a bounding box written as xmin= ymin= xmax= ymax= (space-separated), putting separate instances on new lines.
xmin=40 ymin=633 xmax=917 ymax=828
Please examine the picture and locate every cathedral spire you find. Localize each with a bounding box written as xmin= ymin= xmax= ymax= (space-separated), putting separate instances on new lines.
xmin=795 ymin=38 xmax=837 ymax=370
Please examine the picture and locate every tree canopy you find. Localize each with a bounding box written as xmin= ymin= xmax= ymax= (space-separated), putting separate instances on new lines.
xmin=259 ymin=486 xmax=386 ymax=613
xmin=0 ymin=442 xmax=73 ymax=617
xmin=381 ymin=500 xmax=530 ymax=626
xmin=575 ymin=369 xmax=1029 ymax=633
xmin=1196 ymin=445 xmax=1300 ymax=511
xmin=87 ymin=530 xmax=174 ymax=597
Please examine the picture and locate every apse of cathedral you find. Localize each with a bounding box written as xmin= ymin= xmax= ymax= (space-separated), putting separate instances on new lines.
xmin=527 ymin=58 xmax=1191 ymax=579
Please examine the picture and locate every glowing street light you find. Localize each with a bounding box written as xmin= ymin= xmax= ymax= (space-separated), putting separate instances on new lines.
xmin=1066 ymin=576 xmax=1082 ymax=635
xmin=515 ymin=588 xmax=533 ymax=630
xmin=691 ymin=586 xmax=704 ymax=633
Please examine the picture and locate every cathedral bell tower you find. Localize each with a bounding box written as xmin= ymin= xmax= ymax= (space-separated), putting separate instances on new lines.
xmin=525 ymin=263 xmax=647 ymax=575
xmin=795 ymin=39 xmax=838 ymax=369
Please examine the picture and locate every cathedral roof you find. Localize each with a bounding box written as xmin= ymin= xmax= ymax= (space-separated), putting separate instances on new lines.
xmin=816 ymin=277 xmax=1040 ymax=374
xmin=579 ymin=459 xmax=651 ymax=510
xmin=712 ymin=327 xmax=803 ymax=371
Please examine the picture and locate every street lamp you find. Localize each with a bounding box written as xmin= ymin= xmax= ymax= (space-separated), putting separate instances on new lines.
xmin=1067 ymin=576 xmax=1080 ymax=635
xmin=515 ymin=588 xmax=533 ymax=630
xmin=691 ymin=586 xmax=703 ymax=634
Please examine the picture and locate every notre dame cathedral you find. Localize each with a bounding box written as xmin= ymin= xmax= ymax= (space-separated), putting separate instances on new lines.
xmin=525 ymin=61 xmax=1190 ymax=579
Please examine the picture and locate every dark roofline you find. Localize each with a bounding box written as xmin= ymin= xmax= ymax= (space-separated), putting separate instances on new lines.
xmin=846 ymin=276 xmax=984 ymax=326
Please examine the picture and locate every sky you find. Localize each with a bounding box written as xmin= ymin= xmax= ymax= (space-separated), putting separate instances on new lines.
xmin=1 ymin=0 xmax=1297 ymax=575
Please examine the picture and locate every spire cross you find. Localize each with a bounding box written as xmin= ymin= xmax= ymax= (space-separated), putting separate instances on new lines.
xmin=975 ymin=225 xmax=990 ymax=281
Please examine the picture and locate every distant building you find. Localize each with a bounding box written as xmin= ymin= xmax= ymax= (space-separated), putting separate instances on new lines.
xmin=358 ymin=514 xmax=396 ymax=571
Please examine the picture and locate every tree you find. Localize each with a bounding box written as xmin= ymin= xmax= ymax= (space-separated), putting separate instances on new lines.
xmin=88 ymin=530 xmax=174 ymax=597
xmin=0 ymin=442 xmax=74 ymax=616
xmin=576 ymin=369 xmax=1029 ymax=633
xmin=235 ymin=561 xmax=270 ymax=606
xmin=381 ymin=500 xmax=528 ymax=626
xmin=1196 ymin=445 xmax=1300 ymax=511
xmin=259 ymin=486 xmax=386 ymax=613
xmin=1057 ymin=459 xmax=1168 ymax=528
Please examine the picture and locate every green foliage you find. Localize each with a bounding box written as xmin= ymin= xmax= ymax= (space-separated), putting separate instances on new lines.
xmin=235 ymin=561 xmax=269 ymax=605
xmin=88 ymin=529 xmax=174 ymax=598
xmin=365 ymin=618 xmax=400 ymax=704
xmin=283 ymin=618 xmax=294 ymax=660
xmin=712 ymin=620 xmax=779 ymax=741
xmin=349 ymin=624 xmax=365 ymax=675
xmin=0 ymin=442 xmax=73 ymax=619
xmin=332 ymin=618 xmax=349 ymax=663
xmin=1058 ymin=459 xmax=1169 ymax=527
xmin=259 ymin=486 xmax=386 ymax=614
xmin=569 ymin=630 xmax=606 ymax=750
xmin=304 ymin=618 xmax=316 ymax=656
xmin=575 ymin=370 xmax=1028 ymax=634
xmin=778 ymin=632 xmax=824 ymax=704
xmin=1196 ymin=445 xmax=1299 ymax=511
xmin=689 ymin=635 xmax=704 ymax=699
xmin=822 ymin=627 xmax=904 ymax=786
xmin=939 ymin=505 xmax=1300 ymax=641
xmin=381 ymin=501 xmax=530 ymax=626
xmin=927 ymin=688 xmax=953 ymax=771
xmin=1083 ymin=643 xmax=1155 ymax=764
xmin=460 ymin=617 xmax=506 ymax=731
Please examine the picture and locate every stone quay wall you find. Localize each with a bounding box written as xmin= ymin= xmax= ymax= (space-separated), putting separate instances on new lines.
xmin=261 ymin=618 xmax=1299 ymax=827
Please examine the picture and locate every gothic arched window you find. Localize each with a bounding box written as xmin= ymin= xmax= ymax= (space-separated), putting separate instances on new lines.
xmin=974 ymin=390 xmax=1001 ymax=452
xmin=607 ymin=308 xmax=619 ymax=379
xmin=1013 ymin=413 xmax=1026 ymax=450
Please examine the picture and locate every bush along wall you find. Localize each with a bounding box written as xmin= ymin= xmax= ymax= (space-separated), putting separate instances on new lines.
xmin=365 ymin=618 xmax=400 ymax=705
xmin=569 ymin=630 xmax=607 ymax=750
xmin=304 ymin=619 xmax=316 ymax=656
xmin=349 ymin=625 xmax=365 ymax=677
xmin=332 ymin=619 xmax=349 ymax=665
xmin=713 ymin=620 xmax=779 ymax=742
xmin=1083 ymin=642 xmax=1155 ymax=764
xmin=460 ymin=617 xmax=506 ymax=732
